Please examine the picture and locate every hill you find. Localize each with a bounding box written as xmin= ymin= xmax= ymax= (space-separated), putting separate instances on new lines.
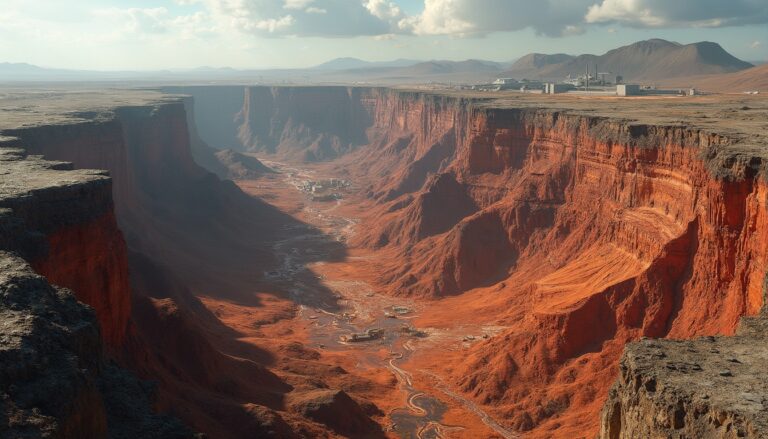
xmin=507 ymin=39 xmax=753 ymax=81
xmin=665 ymin=64 xmax=768 ymax=93
xmin=312 ymin=57 xmax=420 ymax=70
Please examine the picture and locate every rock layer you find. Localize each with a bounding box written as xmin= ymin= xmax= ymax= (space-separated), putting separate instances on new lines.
xmin=599 ymin=314 xmax=768 ymax=438
xmin=179 ymin=86 xmax=768 ymax=437
xmin=4 ymin=85 xmax=767 ymax=438
xmin=0 ymin=148 xmax=189 ymax=438
xmin=0 ymin=91 xmax=385 ymax=438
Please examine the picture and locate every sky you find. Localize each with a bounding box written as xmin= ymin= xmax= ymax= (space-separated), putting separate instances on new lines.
xmin=0 ymin=0 xmax=766 ymax=70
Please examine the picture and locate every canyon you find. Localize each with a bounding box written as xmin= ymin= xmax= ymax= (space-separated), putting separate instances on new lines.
xmin=0 ymin=85 xmax=767 ymax=438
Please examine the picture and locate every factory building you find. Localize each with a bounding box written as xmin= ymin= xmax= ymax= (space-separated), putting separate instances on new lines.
xmin=545 ymin=83 xmax=574 ymax=94
xmin=617 ymin=84 xmax=641 ymax=96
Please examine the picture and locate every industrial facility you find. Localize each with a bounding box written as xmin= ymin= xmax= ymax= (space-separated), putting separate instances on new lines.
xmin=476 ymin=62 xmax=702 ymax=98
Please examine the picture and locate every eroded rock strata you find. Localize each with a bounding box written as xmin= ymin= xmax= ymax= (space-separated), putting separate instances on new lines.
xmin=177 ymin=86 xmax=768 ymax=437
xmin=1 ymin=86 xmax=767 ymax=438
xmin=0 ymin=148 xmax=189 ymax=438
xmin=600 ymin=314 xmax=768 ymax=438
xmin=0 ymin=91 xmax=387 ymax=438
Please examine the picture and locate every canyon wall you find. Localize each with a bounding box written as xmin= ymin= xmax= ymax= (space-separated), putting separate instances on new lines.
xmin=11 ymin=85 xmax=761 ymax=437
xmin=0 ymin=147 xmax=189 ymax=438
xmin=180 ymin=86 xmax=768 ymax=437
xmin=2 ymin=94 xmax=384 ymax=438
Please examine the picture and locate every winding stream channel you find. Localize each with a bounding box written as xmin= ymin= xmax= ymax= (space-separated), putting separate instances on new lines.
xmin=257 ymin=160 xmax=516 ymax=439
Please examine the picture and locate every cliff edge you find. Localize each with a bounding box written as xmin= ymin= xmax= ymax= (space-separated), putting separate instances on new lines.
xmin=600 ymin=310 xmax=768 ymax=438
xmin=0 ymin=148 xmax=190 ymax=438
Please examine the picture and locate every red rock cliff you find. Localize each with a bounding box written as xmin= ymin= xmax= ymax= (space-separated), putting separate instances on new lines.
xmin=201 ymin=87 xmax=768 ymax=437
xmin=364 ymin=97 xmax=768 ymax=436
xmin=0 ymin=123 xmax=132 ymax=348
xmin=4 ymin=98 xmax=318 ymax=438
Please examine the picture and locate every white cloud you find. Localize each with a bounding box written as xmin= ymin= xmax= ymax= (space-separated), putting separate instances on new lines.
xmin=252 ymin=15 xmax=295 ymax=32
xmin=204 ymin=0 xmax=396 ymax=37
xmin=750 ymin=40 xmax=762 ymax=49
xmin=586 ymin=0 xmax=768 ymax=28
xmin=365 ymin=0 xmax=405 ymax=21
xmin=400 ymin=0 xmax=595 ymax=37
xmin=373 ymin=33 xmax=396 ymax=41
xmin=94 ymin=7 xmax=171 ymax=34
xmin=171 ymin=0 xmax=768 ymax=39
xmin=283 ymin=0 xmax=314 ymax=10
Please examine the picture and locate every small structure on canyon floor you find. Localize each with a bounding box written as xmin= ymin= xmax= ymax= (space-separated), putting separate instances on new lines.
xmin=341 ymin=328 xmax=384 ymax=342
xmin=392 ymin=306 xmax=411 ymax=315
xmin=400 ymin=325 xmax=427 ymax=337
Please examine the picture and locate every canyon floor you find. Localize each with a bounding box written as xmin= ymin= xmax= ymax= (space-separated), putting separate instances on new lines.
xmin=227 ymin=159 xmax=516 ymax=438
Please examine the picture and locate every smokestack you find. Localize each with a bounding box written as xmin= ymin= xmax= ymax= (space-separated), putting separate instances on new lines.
xmin=585 ymin=63 xmax=589 ymax=92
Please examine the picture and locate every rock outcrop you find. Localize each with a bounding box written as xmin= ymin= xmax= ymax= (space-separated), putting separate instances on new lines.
xmin=0 ymin=148 xmax=189 ymax=438
xmin=600 ymin=314 xmax=768 ymax=438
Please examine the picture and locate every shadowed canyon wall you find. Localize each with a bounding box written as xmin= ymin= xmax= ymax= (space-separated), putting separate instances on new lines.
xmin=2 ymin=95 xmax=384 ymax=438
xmin=178 ymin=85 xmax=768 ymax=437
xmin=0 ymin=146 xmax=190 ymax=437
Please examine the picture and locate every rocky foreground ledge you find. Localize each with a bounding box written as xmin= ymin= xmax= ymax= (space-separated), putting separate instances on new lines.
xmin=0 ymin=148 xmax=190 ymax=437
xmin=600 ymin=312 xmax=768 ymax=438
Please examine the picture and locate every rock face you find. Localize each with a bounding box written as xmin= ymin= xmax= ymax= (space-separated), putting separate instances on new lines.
xmin=180 ymin=86 xmax=768 ymax=437
xmin=0 ymin=91 xmax=383 ymax=438
xmin=236 ymin=86 xmax=373 ymax=161
xmin=289 ymin=390 xmax=384 ymax=438
xmin=600 ymin=314 xmax=768 ymax=438
xmin=0 ymin=148 xmax=189 ymax=438
xmin=4 ymin=85 xmax=767 ymax=437
xmin=0 ymin=144 xmax=130 ymax=349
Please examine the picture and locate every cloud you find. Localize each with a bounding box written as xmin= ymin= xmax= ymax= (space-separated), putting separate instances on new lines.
xmin=586 ymin=0 xmax=768 ymax=28
xmin=206 ymin=0 xmax=398 ymax=36
xmin=251 ymin=15 xmax=295 ymax=32
xmin=283 ymin=0 xmax=315 ymax=9
xmin=751 ymin=40 xmax=762 ymax=49
xmin=365 ymin=0 xmax=405 ymax=21
xmin=93 ymin=7 xmax=171 ymax=34
xmin=399 ymin=0 xmax=597 ymax=37
xmin=186 ymin=0 xmax=768 ymax=39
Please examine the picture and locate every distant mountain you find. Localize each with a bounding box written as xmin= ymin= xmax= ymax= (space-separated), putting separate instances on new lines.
xmin=399 ymin=59 xmax=504 ymax=75
xmin=312 ymin=57 xmax=420 ymax=71
xmin=507 ymin=53 xmax=574 ymax=78
xmin=374 ymin=59 xmax=501 ymax=77
xmin=506 ymin=39 xmax=753 ymax=81
xmin=667 ymin=64 xmax=768 ymax=93
xmin=0 ymin=62 xmax=49 ymax=73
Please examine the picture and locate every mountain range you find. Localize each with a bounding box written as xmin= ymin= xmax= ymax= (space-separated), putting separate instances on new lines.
xmin=0 ymin=39 xmax=755 ymax=86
